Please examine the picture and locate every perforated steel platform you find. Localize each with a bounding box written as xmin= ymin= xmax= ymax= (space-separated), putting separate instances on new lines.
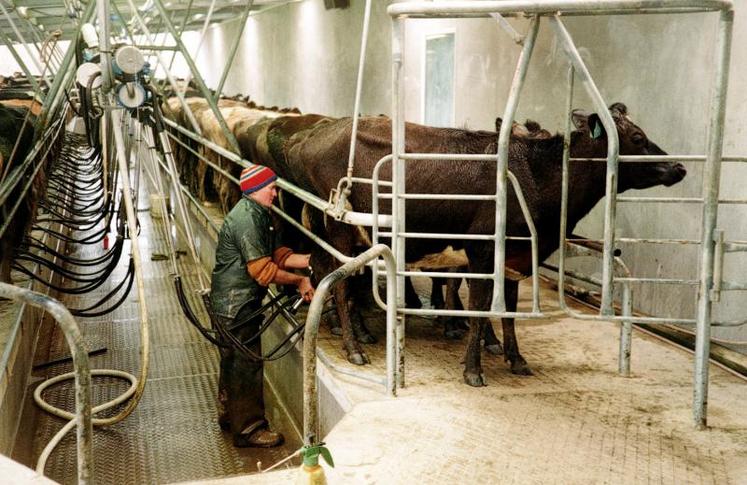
xmin=12 ymin=203 xmax=298 ymax=484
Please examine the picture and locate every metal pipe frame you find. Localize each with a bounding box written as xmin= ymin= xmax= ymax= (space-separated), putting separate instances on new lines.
xmin=154 ymin=126 xmax=210 ymax=290
xmin=39 ymin=1 xmax=96 ymax=126
xmin=124 ymin=0 xmax=203 ymax=136
xmin=338 ymin=0 xmax=372 ymax=207
xmin=162 ymin=117 xmax=393 ymax=228
xmin=549 ymin=15 xmax=620 ymax=316
xmin=0 ymin=28 xmax=43 ymax=99
xmin=303 ymin=244 xmax=397 ymax=445
xmin=215 ymin=0 xmax=254 ymax=97
xmin=151 ymin=0 xmax=241 ymax=153
xmin=181 ymin=0 xmax=218 ymax=89
xmin=0 ymin=283 xmax=92 ymax=484
xmin=0 ymin=1 xmax=52 ymax=88
xmin=693 ymin=8 xmax=733 ymax=429
xmin=387 ymin=1 xmax=731 ymax=18
xmin=492 ymin=15 xmax=539 ymax=312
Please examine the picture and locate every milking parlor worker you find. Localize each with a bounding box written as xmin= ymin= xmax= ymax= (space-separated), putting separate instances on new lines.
xmin=210 ymin=163 xmax=314 ymax=448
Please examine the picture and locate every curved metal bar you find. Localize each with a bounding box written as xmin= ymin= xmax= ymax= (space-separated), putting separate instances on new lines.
xmin=492 ymin=15 xmax=539 ymax=313
xmin=549 ymin=15 xmax=619 ymax=316
xmin=303 ymin=244 xmax=397 ymax=445
xmin=0 ymin=283 xmax=92 ymax=484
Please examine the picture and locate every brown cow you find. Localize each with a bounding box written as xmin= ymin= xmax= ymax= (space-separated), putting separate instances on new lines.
xmin=259 ymin=103 xmax=685 ymax=386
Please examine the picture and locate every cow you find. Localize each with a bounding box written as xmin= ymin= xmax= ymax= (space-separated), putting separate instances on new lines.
xmin=0 ymin=102 xmax=45 ymax=283
xmin=252 ymin=103 xmax=685 ymax=386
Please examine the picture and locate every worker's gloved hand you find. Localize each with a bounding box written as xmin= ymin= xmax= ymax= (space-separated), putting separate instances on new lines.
xmin=298 ymin=276 xmax=315 ymax=302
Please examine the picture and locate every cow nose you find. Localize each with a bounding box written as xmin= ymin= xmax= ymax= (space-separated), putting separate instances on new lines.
xmin=674 ymin=163 xmax=687 ymax=179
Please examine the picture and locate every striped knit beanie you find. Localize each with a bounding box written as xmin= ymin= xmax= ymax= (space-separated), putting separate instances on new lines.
xmin=240 ymin=164 xmax=277 ymax=195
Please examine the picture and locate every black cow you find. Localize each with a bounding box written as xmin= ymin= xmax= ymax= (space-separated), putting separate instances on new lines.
xmin=256 ymin=103 xmax=686 ymax=385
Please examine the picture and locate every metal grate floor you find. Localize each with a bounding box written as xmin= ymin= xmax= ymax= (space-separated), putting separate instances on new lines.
xmin=13 ymin=199 xmax=297 ymax=484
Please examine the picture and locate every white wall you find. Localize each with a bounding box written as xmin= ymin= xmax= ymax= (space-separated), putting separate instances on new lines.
xmin=192 ymin=1 xmax=747 ymax=342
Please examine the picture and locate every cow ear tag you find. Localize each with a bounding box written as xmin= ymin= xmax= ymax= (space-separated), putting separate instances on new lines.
xmin=591 ymin=121 xmax=604 ymax=140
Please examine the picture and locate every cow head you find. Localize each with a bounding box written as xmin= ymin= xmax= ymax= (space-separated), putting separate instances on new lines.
xmin=571 ymin=103 xmax=686 ymax=191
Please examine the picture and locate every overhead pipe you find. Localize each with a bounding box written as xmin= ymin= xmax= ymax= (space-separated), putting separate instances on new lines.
xmin=387 ymin=1 xmax=731 ymax=18
xmin=151 ymin=0 xmax=242 ymax=153
xmin=125 ymin=0 xmax=203 ymax=135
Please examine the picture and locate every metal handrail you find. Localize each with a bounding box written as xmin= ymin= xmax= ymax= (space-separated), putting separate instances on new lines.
xmin=0 ymin=284 xmax=92 ymax=484
xmin=303 ymin=244 xmax=398 ymax=446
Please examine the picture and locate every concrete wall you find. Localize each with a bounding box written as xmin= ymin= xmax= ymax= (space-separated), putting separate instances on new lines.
xmin=192 ymin=1 xmax=747 ymax=343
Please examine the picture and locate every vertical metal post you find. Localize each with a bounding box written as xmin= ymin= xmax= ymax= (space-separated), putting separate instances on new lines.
xmin=557 ymin=66 xmax=574 ymax=308
xmin=391 ymin=16 xmax=406 ymax=388
xmin=151 ymin=0 xmax=242 ymax=153
xmin=97 ymin=0 xmax=113 ymax=93
xmin=491 ymin=15 xmax=539 ymax=313
xmin=303 ymin=246 xmax=397 ymax=444
xmin=693 ymin=8 xmax=733 ymax=430
xmin=215 ymin=1 xmax=254 ymax=97
xmin=155 ymin=127 xmax=210 ymax=290
xmin=619 ymin=283 xmax=632 ymax=377
xmin=549 ymin=16 xmax=619 ymax=316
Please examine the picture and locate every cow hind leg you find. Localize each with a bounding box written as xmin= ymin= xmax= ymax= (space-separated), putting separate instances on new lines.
xmin=463 ymin=279 xmax=491 ymax=387
xmin=347 ymin=273 xmax=376 ymax=344
xmin=334 ymin=283 xmax=369 ymax=365
xmin=404 ymin=277 xmax=422 ymax=308
xmin=482 ymin=323 xmax=504 ymax=356
xmin=444 ymin=276 xmax=469 ymax=340
xmin=503 ymin=279 xmax=532 ymax=375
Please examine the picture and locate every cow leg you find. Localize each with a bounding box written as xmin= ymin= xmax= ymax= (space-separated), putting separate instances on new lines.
xmin=334 ymin=281 xmax=369 ymax=365
xmin=463 ymin=278 xmax=490 ymax=387
xmin=430 ymin=277 xmax=445 ymax=309
xmin=482 ymin=322 xmax=504 ymax=356
xmin=404 ymin=277 xmax=422 ymax=308
xmin=502 ymin=279 xmax=532 ymax=375
xmin=349 ymin=275 xmax=376 ymax=344
xmin=444 ymin=276 xmax=469 ymax=340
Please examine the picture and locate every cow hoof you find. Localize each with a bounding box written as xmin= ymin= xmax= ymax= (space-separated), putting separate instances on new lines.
xmin=330 ymin=326 xmax=343 ymax=336
xmin=348 ymin=351 xmax=370 ymax=366
xmin=510 ymin=361 xmax=533 ymax=376
xmin=485 ymin=343 xmax=504 ymax=356
xmin=463 ymin=372 xmax=485 ymax=387
xmin=444 ymin=328 xmax=466 ymax=340
xmin=356 ymin=333 xmax=377 ymax=344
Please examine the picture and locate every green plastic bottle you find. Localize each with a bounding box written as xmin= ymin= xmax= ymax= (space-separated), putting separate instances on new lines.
xmin=295 ymin=443 xmax=335 ymax=485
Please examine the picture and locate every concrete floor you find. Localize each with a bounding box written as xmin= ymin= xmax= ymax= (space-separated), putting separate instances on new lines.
xmin=195 ymin=280 xmax=747 ymax=484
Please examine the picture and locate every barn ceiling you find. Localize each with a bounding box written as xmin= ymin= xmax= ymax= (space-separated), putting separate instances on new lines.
xmin=0 ymin=0 xmax=297 ymax=43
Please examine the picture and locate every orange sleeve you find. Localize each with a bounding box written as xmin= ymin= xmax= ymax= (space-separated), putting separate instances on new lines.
xmin=247 ymin=256 xmax=279 ymax=286
xmin=272 ymin=246 xmax=294 ymax=269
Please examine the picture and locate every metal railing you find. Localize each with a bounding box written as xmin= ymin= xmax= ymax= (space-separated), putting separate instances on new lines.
xmin=386 ymin=0 xmax=737 ymax=429
xmin=0 ymin=284 xmax=93 ymax=485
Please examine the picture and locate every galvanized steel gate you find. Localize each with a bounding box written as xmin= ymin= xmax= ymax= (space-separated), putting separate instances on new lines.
xmin=377 ymin=0 xmax=742 ymax=429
